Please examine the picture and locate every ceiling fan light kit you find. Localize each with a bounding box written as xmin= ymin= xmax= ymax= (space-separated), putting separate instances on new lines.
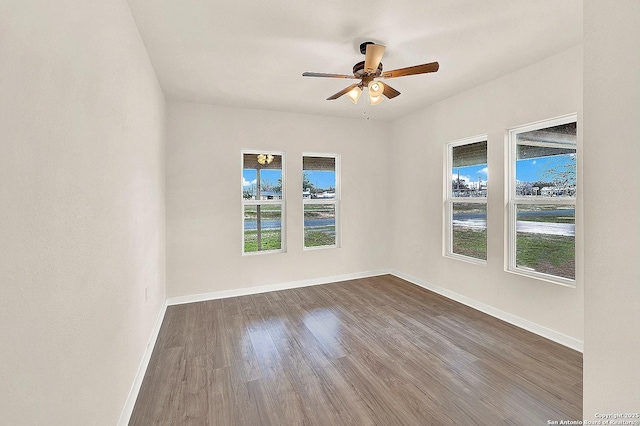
xmin=303 ymin=41 xmax=439 ymax=106
xmin=369 ymin=93 xmax=383 ymax=106
xmin=368 ymin=81 xmax=384 ymax=97
xmin=257 ymin=154 xmax=274 ymax=165
xmin=347 ymin=86 xmax=363 ymax=104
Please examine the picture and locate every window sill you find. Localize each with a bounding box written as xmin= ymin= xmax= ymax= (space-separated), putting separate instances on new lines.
xmin=303 ymin=244 xmax=339 ymax=251
xmin=242 ymin=249 xmax=285 ymax=256
xmin=505 ymin=267 xmax=576 ymax=288
xmin=443 ymin=253 xmax=487 ymax=266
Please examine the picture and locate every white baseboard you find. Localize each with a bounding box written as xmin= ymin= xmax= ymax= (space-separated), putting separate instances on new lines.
xmin=118 ymin=300 xmax=168 ymax=426
xmin=389 ymin=270 xmax=584 ymax=353
xmin=166 ymin=270 xmax=389 ymax=306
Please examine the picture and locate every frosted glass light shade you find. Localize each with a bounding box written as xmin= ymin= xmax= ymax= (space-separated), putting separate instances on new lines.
xmin=369 ymin=94 xmax=383 ymax=105
xmin=347 ymin=87 xmax=363 ymax=104
xmin=368 ymin=81 xmax=384 ymax=97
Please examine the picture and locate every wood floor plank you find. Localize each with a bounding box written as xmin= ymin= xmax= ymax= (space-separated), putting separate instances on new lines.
xmin=206 ymin=366 xmax=233 ymax=426
xmin=180 ymin=355 xmax=209 ymax=424
xmin=130 ymin=275 xmax=582 ymax=425
xmin=184 ymin=302 xmax=208 ymax=360
xmin=204 ymin=300 xmax=230 ymax=369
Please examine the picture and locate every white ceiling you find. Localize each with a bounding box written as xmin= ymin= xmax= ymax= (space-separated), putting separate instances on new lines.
xmin=127 ymin=0 xmax=582 ymax=121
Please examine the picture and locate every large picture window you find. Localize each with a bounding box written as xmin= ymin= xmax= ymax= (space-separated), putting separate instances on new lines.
xmin=242 ymin=152 xmax=285 ymax=254
xmin=303 ymin=155 xmax=339 ymax=249
xmin=508 ymin=115 xmax=577 ymax=284
xmin=445 ymin=136 xmax=488 ymax=263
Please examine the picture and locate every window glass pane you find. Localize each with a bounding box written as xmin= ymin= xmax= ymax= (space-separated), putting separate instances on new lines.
xmin=515 ymin=204 xmax=575 ymax=279
xmin=452 ymin=203 xmax=487 ymax=260
xmin=242 ymin=154 xmax=283 ymax=200
xmin=244 ymin=205 xmax=282 ymax=252
xmin=516 ymin=123 xmax=576 ymax=198
xmin=451 ymin=141 xmax=487 ymax=198
xmin=303 ymin=156 xmax=336 ymax=199
xmin=304 ymin=204 xmax=336 ymax=247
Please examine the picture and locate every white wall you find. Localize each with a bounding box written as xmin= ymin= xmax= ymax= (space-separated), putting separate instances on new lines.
xmin=388 ymin=46 xmax=584 ymax=346
xmin=0 ymin=1 xmax=166 ymax=424
xmin=166 ymin=102 xmax=390 ymax=298
xmin=583 ymin=0 xmax=640 ymax=417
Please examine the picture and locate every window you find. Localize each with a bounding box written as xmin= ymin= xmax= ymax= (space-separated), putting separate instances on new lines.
xmin=508 ymin=115 xmax=577 ymax=285
xmin=445 ymin=136 xmax=488 ymax=263
xmin=242 ymin=152 xmax=285 ymax=254
xmin=303 ymin=154 xmax=339 ymax=249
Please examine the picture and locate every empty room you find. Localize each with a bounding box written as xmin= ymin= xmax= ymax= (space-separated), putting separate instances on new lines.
xmin=1 ymin=0 xmax=638 ymax=424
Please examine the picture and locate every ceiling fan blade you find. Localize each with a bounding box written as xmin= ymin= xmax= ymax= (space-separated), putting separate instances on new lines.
xmin=381 ymin=62 xmax=439 ymax=79
xmin=303 ymin=72 xmax=357 ymax=79
xmin=364 ymin=44 xmax=386 ymax=74
xmin=382 ymin=83 xmax=401 ymax=99
xmin=326 ymin=84 xmax=360 ymax=100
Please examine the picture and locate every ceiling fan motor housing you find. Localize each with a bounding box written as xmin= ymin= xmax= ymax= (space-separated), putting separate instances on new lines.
xmin=353 ymin=61 xmax=383 ymax=78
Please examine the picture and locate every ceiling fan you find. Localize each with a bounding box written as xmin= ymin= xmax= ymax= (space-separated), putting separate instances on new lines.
xmin=302 ymin=42 xmax=439 ymax=105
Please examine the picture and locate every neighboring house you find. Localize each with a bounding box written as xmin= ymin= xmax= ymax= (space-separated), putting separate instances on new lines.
xmin=255 ymin=191 xmax=281 ymax=200
xmin=540 ymin=186 xmax=576 ymax=197
xmin=314 ymin=192 xmax=335 ymax=199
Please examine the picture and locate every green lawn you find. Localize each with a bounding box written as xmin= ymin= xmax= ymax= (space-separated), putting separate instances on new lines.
xmin=303 ymin=204 xmax=333 ymax=212
xmin=304 ymin=227 xmax=335 ymax=247
xmin=514 ymin=206 xmax=575 ymax=278
xmin=244 ymin=205 xmax=281 ymax=220
xmin=516 ymin=232 xmax=575 ymax=279
xmin=244 ymin=229 xmax=281 ymax=252
xmin=452 ymin=227 xmax=487 ymax=260
xmin=243 ymin=227 xmax=335 ymax=251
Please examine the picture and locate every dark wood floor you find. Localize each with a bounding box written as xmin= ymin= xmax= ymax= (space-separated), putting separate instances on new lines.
xmin=130 ymin=275 xmax=582 ymax=425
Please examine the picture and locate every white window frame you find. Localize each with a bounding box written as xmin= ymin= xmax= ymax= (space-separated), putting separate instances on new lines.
xmin=444 ymin=135 xmax=488 ymax=265
xmin=507 ymin=114 xmax=577 ymax=286
xmin=302 ymin=153 xmax=340 ymax=250
xmin=241 ymin=150 xmax=286 ymax=255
